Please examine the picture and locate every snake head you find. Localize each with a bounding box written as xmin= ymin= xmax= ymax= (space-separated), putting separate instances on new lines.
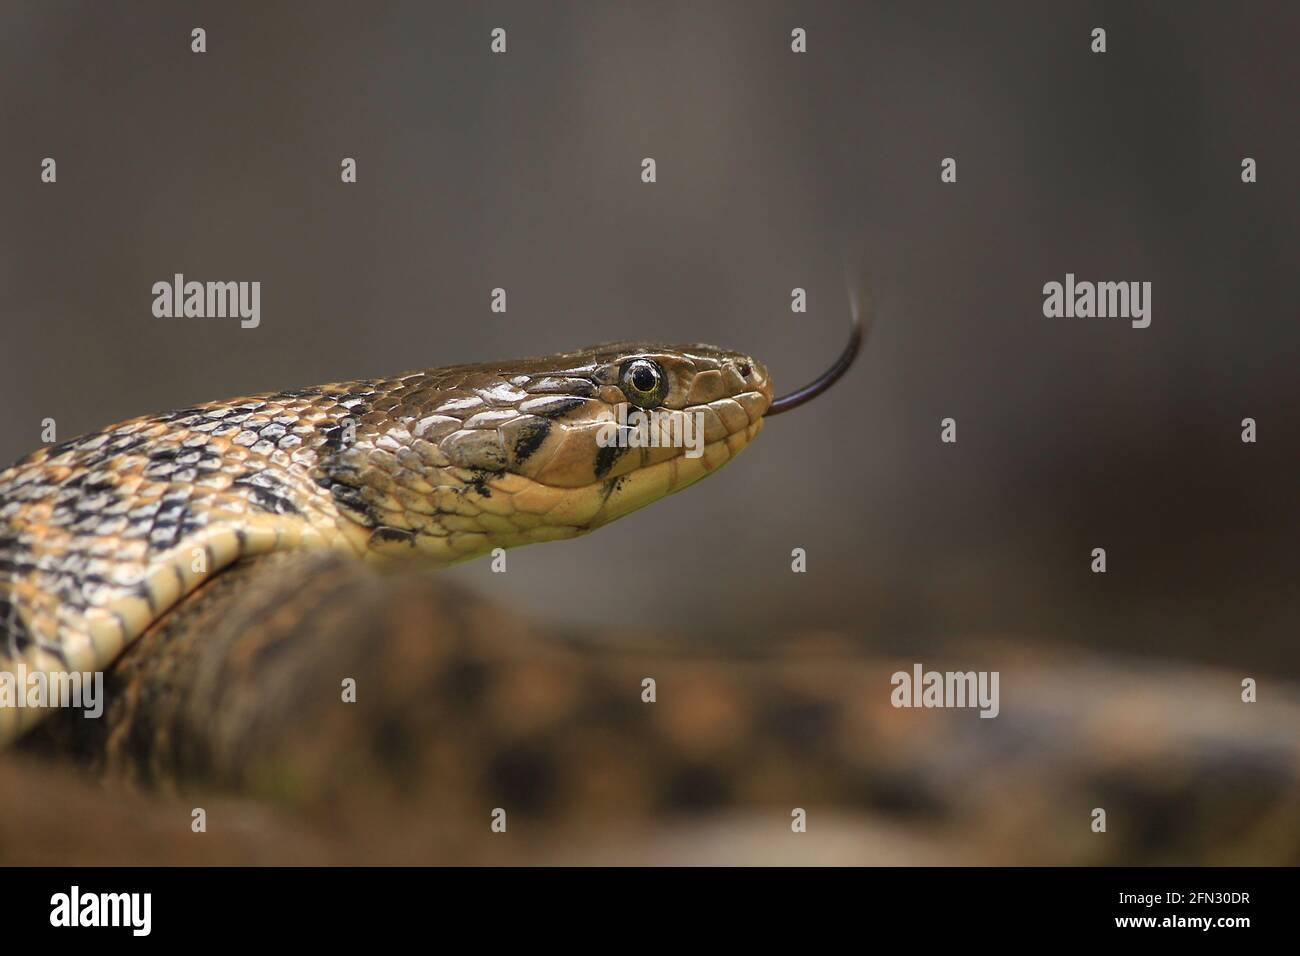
xmin=332 ymin=343 xmax=772 ymax=561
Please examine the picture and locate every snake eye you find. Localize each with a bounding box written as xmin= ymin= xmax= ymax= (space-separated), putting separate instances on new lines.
xmin=619 ymin=358 xmax=668 ymax=409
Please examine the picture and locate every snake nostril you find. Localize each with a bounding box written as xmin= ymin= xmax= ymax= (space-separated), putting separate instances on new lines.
xmin=737 ymin=361 xmax=751 ymax=378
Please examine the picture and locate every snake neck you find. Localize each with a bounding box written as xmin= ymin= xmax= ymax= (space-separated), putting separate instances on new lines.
xmin=0 ymin=385 xmax=387 ymax=742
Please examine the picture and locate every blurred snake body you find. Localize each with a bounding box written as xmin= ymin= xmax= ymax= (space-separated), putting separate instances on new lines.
xmin=0 ymin=313 xmax=862 ymax=746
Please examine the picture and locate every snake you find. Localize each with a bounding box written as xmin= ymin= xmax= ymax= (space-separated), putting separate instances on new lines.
xmin=0 ymin=301 xmax=864 ymax=748
xmin=4 ymin=297 xmax=1297 ymax=866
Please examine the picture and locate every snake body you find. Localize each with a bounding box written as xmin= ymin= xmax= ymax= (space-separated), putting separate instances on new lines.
xmin=0 ymin=342 xmax=771 ymax=744
xmin=5 ymin=315 xmax=1300 ymax=865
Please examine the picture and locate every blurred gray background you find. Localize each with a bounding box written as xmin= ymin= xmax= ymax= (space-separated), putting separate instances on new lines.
xmin=2 ymin=2 xmax=1296 ymax=673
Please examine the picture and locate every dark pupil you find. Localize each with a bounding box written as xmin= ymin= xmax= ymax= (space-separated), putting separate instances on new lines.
xmin=631 ymin=365 xmax=657 ymax=392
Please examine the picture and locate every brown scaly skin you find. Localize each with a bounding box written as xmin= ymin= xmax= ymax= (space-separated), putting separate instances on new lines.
xmin=18 ymin=550 xmax=1300 ymax=864
xmin=0 ymin=342 xmax=769 ymax=742
xmin=6 ymin=333 xmax=1300 ymax=863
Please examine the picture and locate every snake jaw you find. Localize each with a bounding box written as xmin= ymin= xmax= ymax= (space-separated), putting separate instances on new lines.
xmin=465 ymin=351 xmax=770 ymax=544
xmin=582 ymin=415 xmax=766 ymax=531
xmin=343 ymin=347 xmax=771 ymax=565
